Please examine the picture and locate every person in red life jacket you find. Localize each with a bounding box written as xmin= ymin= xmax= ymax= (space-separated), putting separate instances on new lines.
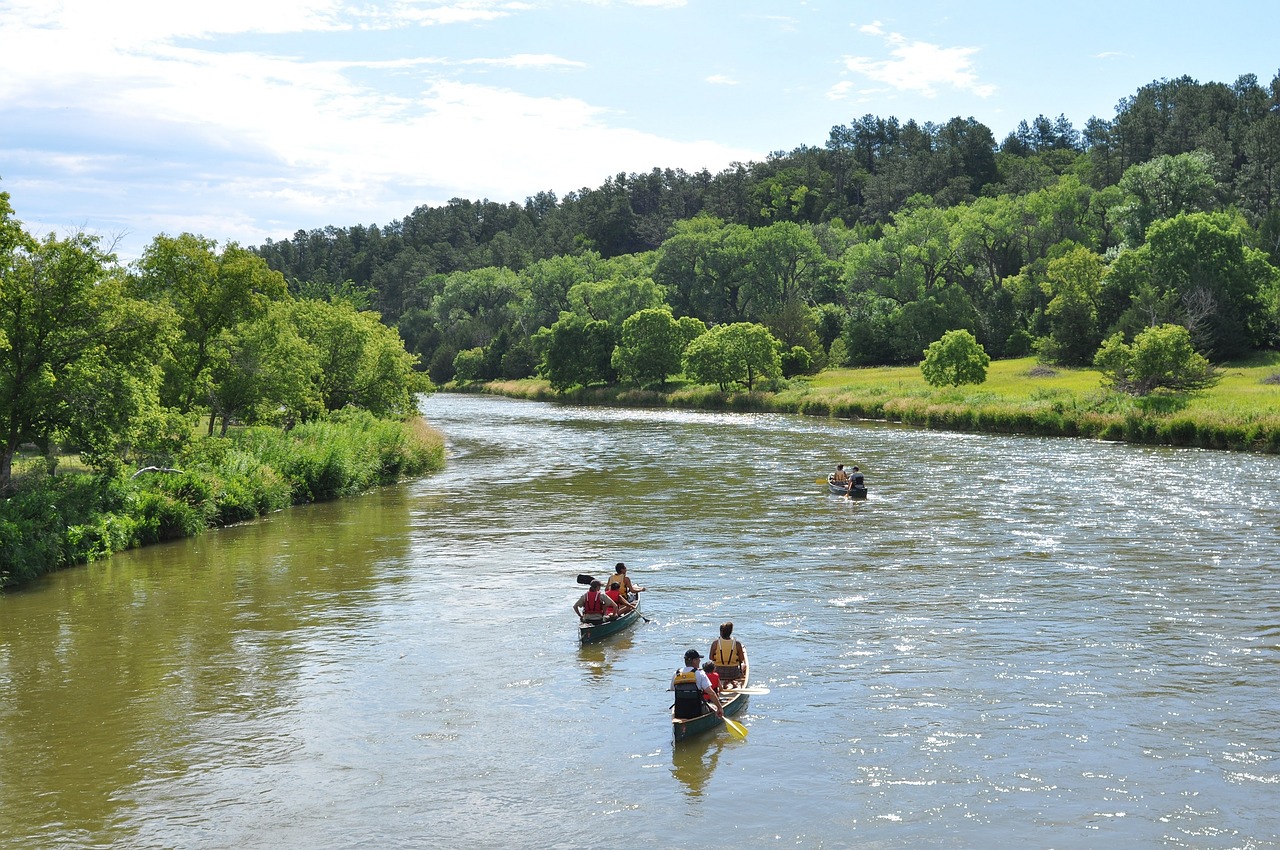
xmin=701 ymin=661 xmax=721 ymax=697
xmin=670 ymin=649 xmax=723 ymax=720
xmin=573 ymin=580 xmax=618 ymax=624
xmin=709 ymin=621 xmax=747 ymax=687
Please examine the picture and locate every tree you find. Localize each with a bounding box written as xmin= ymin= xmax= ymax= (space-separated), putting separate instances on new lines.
xmin=1 ymin=197 xmax=165 ymax=486
xmin=921 ymin=329 xmax=990 ymax=387
xmin=452 ymin=347 xmax=485 ymax=382
xmin=540 ymin=313 xmax=616 ymax=390
xmin=1115 ymin=151 xmax=1219 ymax=246
xmin=654 ymin=216 xmax=754 ymax=324
xmin=205 ymin=305 xmax=322 ymax=434
xmin=1094 ymin=323 xmax=1219 ymax=396
xmin=567 ymin=275 xmax=665 ymax=326
xmin=1102 ymin=212 xmax=1279 ymax=359
xmin=611 ymin=308 xmax=686 ymax=388
xmin=287 ymin=298 xmax=430 ymax=416
xmin=682 ymin=322 xmax=782 ymax=391
xmin=131 ymin=234 xmax=289 ymax=414
xmin=1040 ymin=246 xmax=1106 ymax=366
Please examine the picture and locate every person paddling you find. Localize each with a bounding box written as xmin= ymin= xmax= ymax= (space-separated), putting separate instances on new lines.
xmin=605 ymin=562 xmax=643 ymax=614
xmin=670 ymin=649 xmax=723 ymax=719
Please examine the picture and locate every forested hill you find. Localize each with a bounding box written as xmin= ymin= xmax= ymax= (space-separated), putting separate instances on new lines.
xmin=249 ymin=71 xmax=1280 ymax=382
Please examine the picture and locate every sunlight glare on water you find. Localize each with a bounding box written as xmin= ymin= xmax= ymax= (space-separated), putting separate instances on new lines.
xmin=1 ymin=393 xmax=1277 ymax=849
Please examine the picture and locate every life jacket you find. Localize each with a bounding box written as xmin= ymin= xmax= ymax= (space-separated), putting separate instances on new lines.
xmin=711 ymin=639 xmax=741 ymax=667
xmin=605 ymin=588 xmax=623 ymax=604
xmin=583 ymin=591 xmax=606 ymax=616
xmin=607 ymin=574 xmax=627 ymax=595
xmin=672 ymin=668 xmax=706 ymax=719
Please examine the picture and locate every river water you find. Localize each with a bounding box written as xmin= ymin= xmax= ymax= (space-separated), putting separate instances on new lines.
xmin=1 ymin=393 xmax=1277 ymax=849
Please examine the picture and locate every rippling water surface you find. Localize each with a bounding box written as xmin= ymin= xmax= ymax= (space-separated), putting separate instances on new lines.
xmin=2 ymin=393 xmax=1278 ymax=849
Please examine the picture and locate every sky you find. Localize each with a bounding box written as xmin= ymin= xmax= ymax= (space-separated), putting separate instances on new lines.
xmin=1 ymin=0 xmax=1276 ymax=260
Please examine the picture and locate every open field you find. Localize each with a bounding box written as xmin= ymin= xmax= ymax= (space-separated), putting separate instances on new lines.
xmin=478 ymin=354 xmax=1280 ymax=453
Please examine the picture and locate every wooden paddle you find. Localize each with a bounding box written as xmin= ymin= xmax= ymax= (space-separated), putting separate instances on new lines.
xmin=729 ymin=686 xmax=770 ymax=695
xmin=723 ymin=716 xmax=748 ymax=738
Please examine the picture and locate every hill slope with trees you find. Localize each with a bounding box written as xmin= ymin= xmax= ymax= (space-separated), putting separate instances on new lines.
xmin=247 ymin=72 xmax=1280 ymax=393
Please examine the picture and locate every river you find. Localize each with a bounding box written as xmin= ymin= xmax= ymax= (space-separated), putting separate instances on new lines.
xmin=1 ymin=393 xmax=1277 ymax=849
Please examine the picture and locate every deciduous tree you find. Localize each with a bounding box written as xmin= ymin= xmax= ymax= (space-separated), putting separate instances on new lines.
xmin=1093 ymin=323 xmax=1218 ymax=396
xmin=1 ymin=196 xmax=164 ymax=485
xmin=920 ymin=329 xmax=990 ymax=387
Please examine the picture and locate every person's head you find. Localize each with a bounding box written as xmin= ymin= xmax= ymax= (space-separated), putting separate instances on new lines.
xmin=719 ymin=621 xmax=734 ymax=639
xmin=684 ymin=649 xmax=702 ymax=666
xmin=836 ymin=464 xmax=844 ymax=471
xmin=852 ymin=465 xmax=859 ymax=472
xmin=615 ymin=562 xmax=626 ymax=574
xmin=589 ymin=580 xmax=602 ymax=591
xmin=702 ymin=661 xmax=716 ymax=673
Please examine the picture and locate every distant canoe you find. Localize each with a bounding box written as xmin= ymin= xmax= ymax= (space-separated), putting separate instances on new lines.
xmin=671 ymin=672 xmax=750 ymax=743
xmin=827 ymin=473 xmax=867 ymax=499
xmin=578 ymin=597 xmax=641 ymax=643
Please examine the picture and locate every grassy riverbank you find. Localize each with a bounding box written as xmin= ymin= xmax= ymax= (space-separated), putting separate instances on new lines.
xmin=470 ymin=355 xmax=1280 ymax=453
xmin=1 ymin=411 xmax=445 ymax=590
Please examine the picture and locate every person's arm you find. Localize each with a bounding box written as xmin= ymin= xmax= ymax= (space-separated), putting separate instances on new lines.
xmin=738 ymin=641 xmax=748 ymax=674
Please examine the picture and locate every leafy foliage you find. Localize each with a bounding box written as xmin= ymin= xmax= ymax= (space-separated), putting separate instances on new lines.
xmin=921 ymin=330 xmax=991 ymax=387
xmin=683 ymin=322 xmax=783 ymax=391
xmin=1094 ymin=324 xmax=1220 ymax=396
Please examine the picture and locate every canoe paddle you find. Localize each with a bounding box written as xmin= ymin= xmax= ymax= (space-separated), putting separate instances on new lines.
xmin=729 ymin=686 xmax=770 ymax=695
xmin=723 ymin=716 xmax=748 ymax=738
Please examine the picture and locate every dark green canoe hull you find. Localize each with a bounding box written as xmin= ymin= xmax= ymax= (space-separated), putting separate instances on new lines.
xmin=578 ymin=603 xmax=641 ymax=643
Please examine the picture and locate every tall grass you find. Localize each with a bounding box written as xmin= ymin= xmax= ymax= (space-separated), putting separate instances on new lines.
xmin=1 ymin=413 xmax=445 ymax=590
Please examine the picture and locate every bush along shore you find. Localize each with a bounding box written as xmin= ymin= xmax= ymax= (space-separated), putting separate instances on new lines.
xmin=1 ymin=411 xmax=445 ymax=590
xmin=465 ymin=355 xmax=1280 ymax=455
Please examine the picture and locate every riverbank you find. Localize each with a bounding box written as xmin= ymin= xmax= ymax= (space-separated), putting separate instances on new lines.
xmin=466 ymin=355 xmax=1280 ymax=454
xmin=1 ymin=411 xmax=445 ymax=590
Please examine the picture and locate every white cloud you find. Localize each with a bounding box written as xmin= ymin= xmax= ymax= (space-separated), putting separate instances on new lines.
xmin=462 ymin=53 xmax=587 ymax=69
xmin=706 ymin=74 xmax=739 ymax=86
xmin=841 ymin=28 xmax=995 ymax=98
xmin=826 ymin=80 xmax=854 ymax=100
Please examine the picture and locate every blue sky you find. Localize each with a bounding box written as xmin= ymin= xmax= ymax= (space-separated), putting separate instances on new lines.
xmin=1 ymin=0 xmax=1275 ymax=260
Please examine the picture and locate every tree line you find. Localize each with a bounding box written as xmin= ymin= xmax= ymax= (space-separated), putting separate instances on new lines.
xmin=246 ymin=72 xmax=1280 ymax=393
xmin=0 ymin=205 xmax=429 ymax=491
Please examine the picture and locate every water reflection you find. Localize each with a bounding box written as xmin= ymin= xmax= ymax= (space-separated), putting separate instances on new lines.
xmin=670 ymin=734 xmax=734 ymax=797
xmin=576 ymin=631 xmax=637 ymax=680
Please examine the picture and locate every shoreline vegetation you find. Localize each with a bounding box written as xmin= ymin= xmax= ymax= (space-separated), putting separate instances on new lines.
xmin=1 ymin=411 xmax=445 ymax=591
xmin=463 ymin=355 xmax=1280 ymax=454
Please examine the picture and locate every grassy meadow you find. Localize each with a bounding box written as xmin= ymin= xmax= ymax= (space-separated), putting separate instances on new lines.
xmin=478 ymin=354 xmax=1280 ymax=454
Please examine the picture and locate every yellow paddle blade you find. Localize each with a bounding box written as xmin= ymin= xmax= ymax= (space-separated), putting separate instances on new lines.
xmin=815 ymin=477 xmax=828 ymax=485
xmin=724 ymin=717 xmax=748 ymax=738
